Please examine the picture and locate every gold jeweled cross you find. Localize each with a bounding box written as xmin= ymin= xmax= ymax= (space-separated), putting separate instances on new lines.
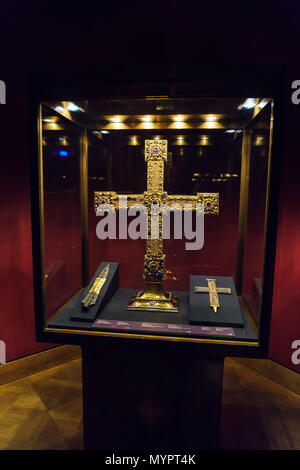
xmin=94 ymin=139 xmax=219 ymax=312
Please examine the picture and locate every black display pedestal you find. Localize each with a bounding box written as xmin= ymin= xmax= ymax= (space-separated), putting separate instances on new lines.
xmin=82 ymin=345 xmax=224 ymax=450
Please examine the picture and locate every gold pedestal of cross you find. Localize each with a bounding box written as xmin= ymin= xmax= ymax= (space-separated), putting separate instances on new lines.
xmin=94 ymin=139 xmax=219 ymax=313
xmin=127 ymin=281 xmax=179 ymax=312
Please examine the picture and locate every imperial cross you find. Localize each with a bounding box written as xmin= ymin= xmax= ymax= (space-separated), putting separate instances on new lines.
xmin=195 ymin=279 xmax=231 ymax=313
xmin=94 ymin=139 xmax=219 ymax=312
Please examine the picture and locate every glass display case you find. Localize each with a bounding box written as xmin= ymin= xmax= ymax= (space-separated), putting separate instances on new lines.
xmin=31 ymin=71 xmax=281 ymax=355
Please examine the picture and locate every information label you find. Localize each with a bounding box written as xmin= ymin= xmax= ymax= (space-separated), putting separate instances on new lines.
xmin=92 ymin=319 xmax=235 ymax=337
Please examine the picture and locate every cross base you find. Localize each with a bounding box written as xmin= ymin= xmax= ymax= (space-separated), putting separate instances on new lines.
xmin=126 ymin=282 xmax=179 ymax=312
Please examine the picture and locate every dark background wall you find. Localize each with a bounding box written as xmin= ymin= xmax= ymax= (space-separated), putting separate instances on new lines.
xmin=0 ymin=1 xmax=299 ymax=370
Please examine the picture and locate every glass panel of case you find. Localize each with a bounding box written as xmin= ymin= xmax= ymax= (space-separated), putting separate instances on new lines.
xmin=241 ymin=103 xmax=272 ymax=324
xmin=42 ymin=106 xmax=82 ymax=320
xmin=39 ymin=96 xmax=273 ymax=344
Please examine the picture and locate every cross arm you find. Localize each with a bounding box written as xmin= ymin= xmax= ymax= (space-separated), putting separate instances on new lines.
xmin=195 ymin=286 xmax=231 ymax=294
xmin=94 ymin=191 xmax=219 ymax=214
xmin=167 ymin=192 xmax=219 ymax=215
xmin=94 ymin=192 xmax=145 ymax=211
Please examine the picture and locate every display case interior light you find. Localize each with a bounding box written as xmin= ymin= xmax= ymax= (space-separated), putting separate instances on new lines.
xmin=55 ymin=105 xmax=64 ymax=112
xmin=173 ymin=115 xmax=185 ymax=122
xmin=240 ymin=98 xmax=256 ymax=109
xmin=109 ymin=116 xmax=123 ymax=123
xmin=198 ymin=135 xmax=212 ymax=146
xmin=175 ymin=135 xmax=186 ymax=145
xmin=128 ymin=135 xmax=139 ymax=146
xmin=169 ymin=120 xmax=191 ymax=130
xmin=141 ymin=115 xmax=152 ymax=122
xmin=205 ymin=115 xmax=217 ymax=122
xmin=42 ymin=117 xmax=63 ymax=130
xmin=104 ymin=116 xmax=130 ymax=130
xmin=58 ymin=136 xmax=69 ymax=146
xmin=254 ymin=135 xmax=266 ymax=146
xmin=43 ymin=115 xmax=59 ymax=123
xmin=138 ymin=121 xmax=157 ymax=129
xmin=104 ymin=122 xmax=130 ymax=130
xmin=258 ymin=98 xmax=270 ymax=109
xmin=199 ymin=116 xmax=223 ymax=129
xmin=90 ymin=131 xmax=103 ymax=142
xmin=67 ymin=102 xmax=84 ymax=112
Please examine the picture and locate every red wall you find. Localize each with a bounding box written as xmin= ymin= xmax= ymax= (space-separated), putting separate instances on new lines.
xmin=0 ymin=2 xmax=300 ymax=370
xmin=268 ymin=93 xmax=300 ymax=373
xmin=0 ymin=90 xmax=54 ymax=361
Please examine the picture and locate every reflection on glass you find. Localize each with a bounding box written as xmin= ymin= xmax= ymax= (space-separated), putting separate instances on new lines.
xmin=242 ymin=104 xmax=272 ymax=323
xmin=42 ymin=107 xmax=82 ymax=319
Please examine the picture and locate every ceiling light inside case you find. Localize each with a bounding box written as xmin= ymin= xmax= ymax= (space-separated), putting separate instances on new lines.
xmin=239 ymin=98 xmax=256 ymax=109
xmin=67 ymin=102 xmax=84 ymax=112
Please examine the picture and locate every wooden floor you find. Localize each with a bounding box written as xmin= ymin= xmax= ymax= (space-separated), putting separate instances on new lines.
xmin=0 ymin=359 xmax=83 ymax=450
xmin=221 ymin=358 xmax=300 ymax=449
xmin=0 ymin=357 xmax=299 ymax=450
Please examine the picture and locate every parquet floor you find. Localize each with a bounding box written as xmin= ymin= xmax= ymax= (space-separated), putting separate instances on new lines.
xmin=221 ymin=359 xmax=300 ymax=449
xmin=0 ymin=359 xmax=83 ymax=450
xmin=0 ymin=357 xmax=299 ymax=450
